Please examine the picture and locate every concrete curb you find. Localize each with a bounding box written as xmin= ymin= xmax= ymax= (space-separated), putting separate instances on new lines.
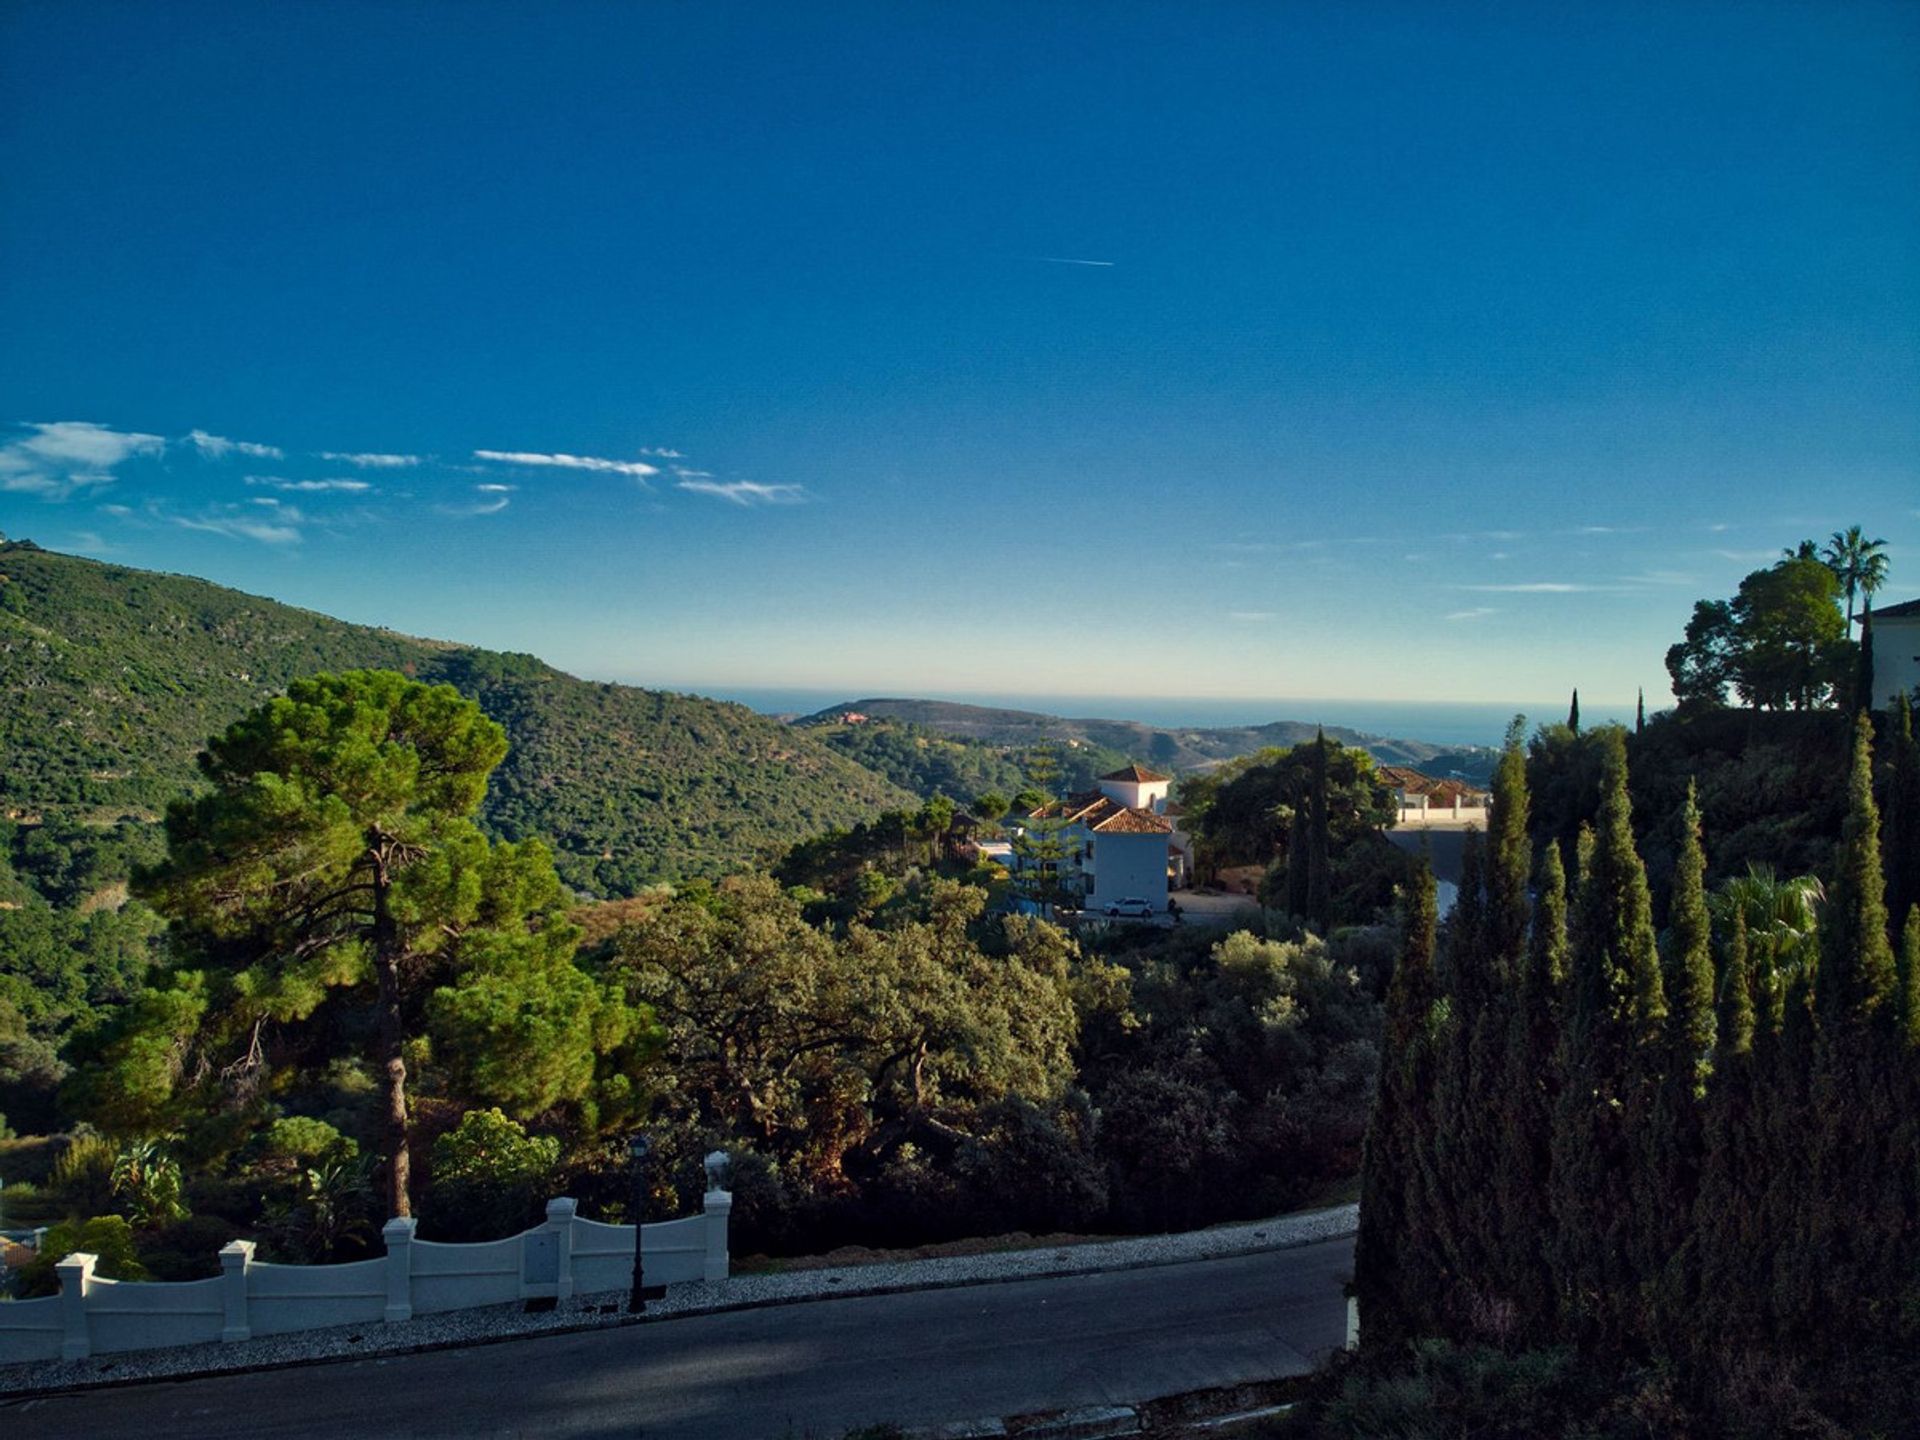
xmin=0 ymin=1212 xmax=1359 ymax=1404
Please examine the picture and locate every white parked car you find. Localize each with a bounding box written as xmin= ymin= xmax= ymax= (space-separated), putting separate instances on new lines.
xmin=1105 ymin=897 xmax=1156 ymax=918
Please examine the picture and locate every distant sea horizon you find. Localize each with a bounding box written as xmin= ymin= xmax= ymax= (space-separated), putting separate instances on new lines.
xmin=681 ymin=687 xmax=1637 ymax=751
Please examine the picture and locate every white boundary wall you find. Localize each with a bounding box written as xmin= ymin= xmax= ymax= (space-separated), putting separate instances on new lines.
xmin=0 ymin=1188 xmax=731 ymax=1365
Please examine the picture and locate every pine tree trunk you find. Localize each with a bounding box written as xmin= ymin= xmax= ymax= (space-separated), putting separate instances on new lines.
xmin=371 ymin=855 xmax=411 ymax=1219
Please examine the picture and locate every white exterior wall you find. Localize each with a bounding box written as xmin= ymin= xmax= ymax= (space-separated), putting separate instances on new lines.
xmin=246 ymin=1257 xmax=386 ymax=1336
xmin=1087 ymin=832 xmax=1169 ymax=909
xmin=0 ymin=1294 xmax=65 ymax=1364
xmin=411 ymin=1236 xmax=522 ymax=1315
xmin=1096 ymin=778 xmax=1171 ymax=812
xmin=18 ymin=1189 xmax=732 ymax=1366
xmin=84 ymin=1274 xmax=225 ymax=1354
xmin=1875 ymin=617 xmax=1920 ymax=709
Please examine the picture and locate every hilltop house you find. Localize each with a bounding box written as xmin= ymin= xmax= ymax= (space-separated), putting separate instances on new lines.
xmin=1377 ymin=765 xmax=1489 ymax=827
xmin=1007 ymin=764 xmax=1192 ymax=914
xmin=1871 ymin=598 xmax=1920 ymax=710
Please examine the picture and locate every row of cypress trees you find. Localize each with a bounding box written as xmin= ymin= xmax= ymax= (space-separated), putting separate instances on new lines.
xmin=1354 ymin=702 xmax=1920 ymax=1384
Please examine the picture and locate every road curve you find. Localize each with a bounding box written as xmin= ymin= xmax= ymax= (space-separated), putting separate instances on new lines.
xmin=1 ymin=1237 xmax=1353 ymax=1440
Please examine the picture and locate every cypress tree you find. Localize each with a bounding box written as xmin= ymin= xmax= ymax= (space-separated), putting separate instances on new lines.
xmin=1638 ymin=782 xmax=1717 ymax=1337
xmin=1818 ymin=715 xmax=1897 ymax=1030
xmin=1307 ymin=728 xmax=1332 ymax=931
xmin=1284 ymin=798 xmax=1310 ymax=918
xmin=1474 ymin=727 xmax=1533 ymax=1316
xmin=1667 ymin=781 xmax=1717 ymax=1098
xmin=1499 ymin=832 xmax=1567 ymax=1330
xmin=1694 ymin=909 xmax=1760 ymax=1341
xmin=1884 ymin=693 xmax=1919 ymax=944
xmin=1854 ymin=602 xmax=1876 ymax=715
xmin=1550 ymin=730 xmax=1665 ymax=1344
xmin=1903 ymin=905 xmax=1920 ymax=1055
xmin=1803 ymin=715 xmax=1901 ymax=1344
xmin=1484 ymin=731 xmax=1532 ymax=981
xmin=1636 ymin=688 xmax=1645 ymax=734
xmin=1425 ymin=823 xmax=1483 ymax=1316
xmin=1354 ymin=863 xmax=1442 ymax=1343
xmin=1568 ymin=688 xmax=1581 ymax=733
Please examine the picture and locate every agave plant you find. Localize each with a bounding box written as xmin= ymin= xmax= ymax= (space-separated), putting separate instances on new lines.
xmin=110 ymin=1138 xmax=188 ymax=1228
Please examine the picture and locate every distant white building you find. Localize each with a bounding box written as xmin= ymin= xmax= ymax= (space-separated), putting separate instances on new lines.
xmin=1006 ymin=764 xmax=1190 ymax=914
xmin=1870 ymin=599 xmax=1920 ymax=710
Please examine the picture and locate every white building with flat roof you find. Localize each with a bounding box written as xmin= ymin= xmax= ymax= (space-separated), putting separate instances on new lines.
xmin=1870 ymin=599 xmax=1920 ymax=711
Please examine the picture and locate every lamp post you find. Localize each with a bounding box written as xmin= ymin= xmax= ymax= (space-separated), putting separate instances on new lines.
xmin=628 ymin=1133 xmax=651 ymax=1314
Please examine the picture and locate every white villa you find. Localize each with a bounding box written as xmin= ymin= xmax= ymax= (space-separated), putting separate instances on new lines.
xmin=1007 ymin=764 xmax=1192 ymax=914
xmin=1871 ymin=598 xmax=1920 ymax=710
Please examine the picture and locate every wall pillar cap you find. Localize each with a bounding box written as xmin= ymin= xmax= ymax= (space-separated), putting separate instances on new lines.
xmin=546 ymin=1196 xmax=579 ymax=1220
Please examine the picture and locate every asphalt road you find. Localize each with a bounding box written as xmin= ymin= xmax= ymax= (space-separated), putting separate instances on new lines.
xmin=2 ymin=1238 xmax=1354 ymax=1440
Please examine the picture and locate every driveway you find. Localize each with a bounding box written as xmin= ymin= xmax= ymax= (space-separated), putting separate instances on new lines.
xmin=1 ymin=1239 xmax=1354 ymax=1440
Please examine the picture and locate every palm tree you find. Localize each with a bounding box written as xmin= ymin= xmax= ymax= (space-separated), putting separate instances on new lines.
xmin=1822 ymin=525 xmax=1890 ymax=632
xmin=1710 ymin=864 xmax=1824 ymax=1030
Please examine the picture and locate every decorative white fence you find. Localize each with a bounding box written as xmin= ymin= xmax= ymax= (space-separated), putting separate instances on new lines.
xmin=0 ymin=1187 xmax=731 ymax=1365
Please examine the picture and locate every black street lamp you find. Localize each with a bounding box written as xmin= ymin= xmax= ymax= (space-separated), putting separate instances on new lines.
xmin=628 ymin=1132 xmax=651 ymax=1314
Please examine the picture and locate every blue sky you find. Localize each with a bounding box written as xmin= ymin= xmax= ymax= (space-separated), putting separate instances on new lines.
xmin=2 ymin=2 xmax=1916 ymax=713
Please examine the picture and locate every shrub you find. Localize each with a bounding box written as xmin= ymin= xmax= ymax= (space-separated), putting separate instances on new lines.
xmin=16 ymin=1214 xmax=148 ymax=1296
xmin=425 ymin=1107 xmax=560 ymax=1241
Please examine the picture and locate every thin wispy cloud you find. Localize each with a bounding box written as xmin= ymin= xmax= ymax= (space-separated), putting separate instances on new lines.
xmin=639 ymin=446 xmax=683 ymax=458
xmin=1038 ymin=256 xmax=1115 ymax=267
xmin=1572 ymin=524 xmax=1648 ymax=535
xmin=318 ymin=451 xmax=419 ymax=468
xmin=245 ymin=476 xmax=373 ymax=494
xmin=437 ymin=485 xmax=512 ymax=517
xmin=0 ymin=420 xmax=165 ymax=497
xmin=65 ymin=530 xmax=118 ymax=556
xmin=165 ymin=504 xmax=302 ymax=545
xmin=475 ymin=482 xmax=515 ymax=493
xmin=474 ymin=449 xmax=659 ymax=481
xmin=1446 ymin=607 xmax=1499 ymax=621
xmin=1454 ymin=582 xmax=1612 ymax=594
xmin=1711 ymin=548 xmax=1778 ymax=562
xmin=677 ymin=479 xmax=808 ymax=506
xmin=672 ymin=466 xmax=714 ymax=479
xmin=188 ymin=429 xmax=283 ymax=461
xmin=1621 ymin=570 xmax=1697 ymax=587
xmin=1441 ymin=529 xmax=1526 ymax=543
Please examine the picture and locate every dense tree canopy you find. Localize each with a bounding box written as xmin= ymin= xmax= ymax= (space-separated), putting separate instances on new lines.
xmin=73 ymin=671 xmax=639 ymax=1217
xmin=1666 ymin=554 xmax=1859 ymax=711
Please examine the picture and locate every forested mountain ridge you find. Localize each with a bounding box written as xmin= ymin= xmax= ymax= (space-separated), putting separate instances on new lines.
xmin=0 ymin=540 xmax=914 ymax=893
xmin=802 ymin=696 xmax=1498 ymax=781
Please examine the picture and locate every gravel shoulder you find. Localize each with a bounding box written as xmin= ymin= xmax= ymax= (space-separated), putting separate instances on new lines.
xmin=0 ymin=1202 xmax=1358 ymax=1399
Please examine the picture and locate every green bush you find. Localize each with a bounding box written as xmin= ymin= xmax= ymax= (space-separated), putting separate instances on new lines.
xmin=425 ymin=1108 xmax=560 ymax=1241
xmin=16 ymin=1214 xmax=148 ymax=1297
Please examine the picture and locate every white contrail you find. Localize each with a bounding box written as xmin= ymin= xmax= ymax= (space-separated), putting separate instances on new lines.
xmin=1037 ymin=256 xmax=1115 ymax=267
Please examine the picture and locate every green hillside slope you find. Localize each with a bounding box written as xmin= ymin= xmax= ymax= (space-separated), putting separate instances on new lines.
xmin=0 ymin=540 xmax=914 ymax=893
xmin=803 ymin=696 xmax=1498 ymax=782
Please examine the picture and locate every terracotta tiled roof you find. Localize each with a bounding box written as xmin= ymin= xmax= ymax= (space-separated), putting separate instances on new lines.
xmin=1089 ymin=805 xmax=1175 ymax=835
xmin=1100 ymin=763 xmax=1172 ymax=783
xmin=1026 ymin=791 xmax=1174 ymax=835
xmin=1379 ymin=765 xmax=1486 ymax=804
